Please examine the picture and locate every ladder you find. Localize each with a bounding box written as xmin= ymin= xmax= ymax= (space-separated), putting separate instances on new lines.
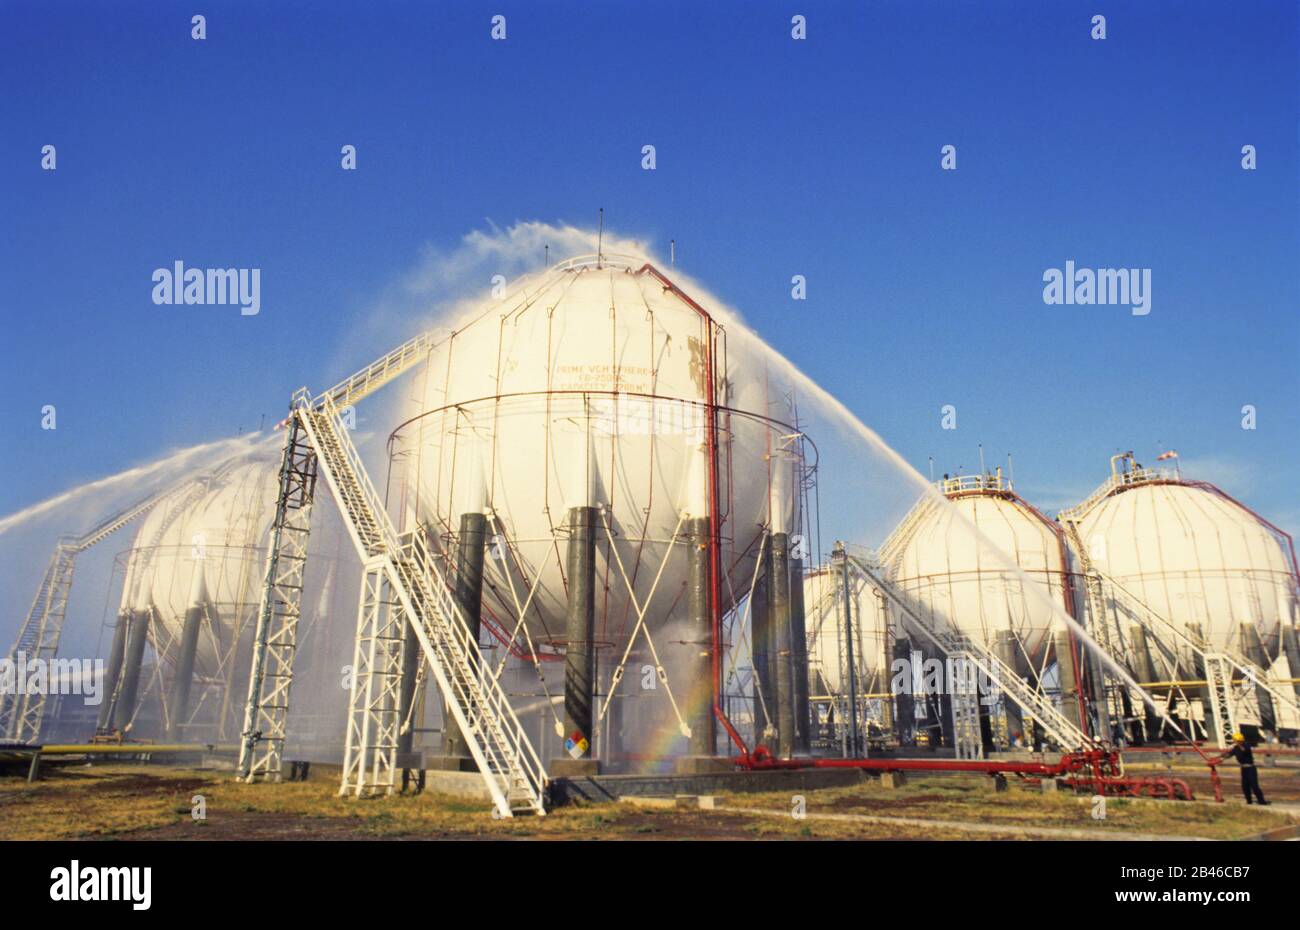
xmin=947 ymin=653 xmax=984 ymax=760
xmin=1203 ymin=654 xmax=1237 ymax=747
xmin=1062 ymin=521 xmax=1298 ymax=747
xmin=845 ymin=553 xmax=1094 ymax=752
xmin=270 ymin=393 xmax=546 ymax=816
xmin=0 ymin=485 xmax=188 ymax=744
xmin=0 ymin=546 xmax=75 ymax=742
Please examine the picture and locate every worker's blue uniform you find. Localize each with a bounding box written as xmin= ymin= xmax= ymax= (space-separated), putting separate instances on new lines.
xmin=1224 ymin=743 xmax=1267 ymax=805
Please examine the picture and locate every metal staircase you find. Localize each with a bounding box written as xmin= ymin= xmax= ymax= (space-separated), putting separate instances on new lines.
xmin=1202 ymin=653 xmax=1237 ymax=747
xmin=0 ymin=486 xmax=188 ymax=743
xmin=243 ymin=391 xmax=546 ymax=816
xmin=0 ymin=546 xmax=75 ymax=742
xmin=1062 ymin=521 xmax=1297 ymax=748
xmin=845 ymin=552 xmax=1094 ymax=752
xmin=947 ymin=654 xmax=984 ymax=760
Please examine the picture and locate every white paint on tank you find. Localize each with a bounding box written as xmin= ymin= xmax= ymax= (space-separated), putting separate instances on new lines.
xmin=1071 ymin=479 xmax=1298 ymax=652
xmin=879 ymin=484 xmax=1070 ymax=664
xmin=395 ymin=259 xmax=796 ymax=644
xmin=122 ymin=462 xmax=279 ymax=675
xmin=803 ymin=566 xmax=890 ymax=696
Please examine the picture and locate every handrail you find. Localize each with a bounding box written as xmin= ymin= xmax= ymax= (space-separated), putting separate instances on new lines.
xmin=297 ymin=396 xmax=546 ymax=814
xmin=844 ymin=552 xmax=1093 ymax=751
xmin=1058 ymin=467 xmax=1178 ymax=522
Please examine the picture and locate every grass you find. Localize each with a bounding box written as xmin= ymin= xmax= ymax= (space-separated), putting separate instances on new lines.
xmin=0 ymin=763 xmax=1293 ymax=841
xmin=717 ymin=773 xmax=1293 ymax=839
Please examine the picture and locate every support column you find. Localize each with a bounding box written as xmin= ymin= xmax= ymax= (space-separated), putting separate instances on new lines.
xmin=936 ymin=659 xmax=955 ymax=750
xmin=429 ymin=512 xmax=487 ymax=770
xmin=1282 ymin=625 xmax=1300 ymax=700
xmin=1054 ymin=629 xmax=1082 ymax=732
xmin=836 ymin=547 xmax=860 ymax=757
xmin=993 ymin=630 xmax=1023 ymax=748
xmin=686 ymin=515 xmax=715 ymax=757
xmin=891 ymin=635 xmax=915 ymax=746
xmin=1240 ymin=622 xmax=1277 ymax=734
xmin=1281 ymin=624 xmax=1300 ymax=742
xmin=1185 ymin=622 xmax=1218 ymax=744
xmin=750 ymin=543 xmax=774 ymax=745
xmin=677 ymin=515 xmax=723 ymax=774
xmin=553 ymin=505 xmax=599 ymax=776
xmin=111 ymin=608 xmax=151 ymax=733
xmin=167 ymin=603 xmax=205 ymax=740
xmin=771 ymin=532 xmax=794 ymax=758
xmin=789 ymin=553 xmax=811 ymax=755
xmin=1129 ymin=625 xmax=1162 ymax=742
xmin=95 ymin=611 xmax=130 ymax=733
xmin=1086 ymin=642 xmax=1113 ymax=744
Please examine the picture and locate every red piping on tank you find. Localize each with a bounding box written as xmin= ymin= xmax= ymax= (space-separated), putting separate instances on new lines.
xmin=635 ymin=263 xmax=750 ymax=760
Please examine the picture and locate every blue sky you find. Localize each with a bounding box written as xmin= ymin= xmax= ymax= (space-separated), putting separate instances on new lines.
xmin=2 ymin=0 xmax=1297 ymax=545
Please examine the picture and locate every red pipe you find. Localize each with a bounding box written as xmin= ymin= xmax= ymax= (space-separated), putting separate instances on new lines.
xmin=738 ymin=747 xmax=1201 ymax=800
xmin=637 ymin=263 xmax=750 ymax=759
xmin=743 ymin=746 xmax=1116 ymax=777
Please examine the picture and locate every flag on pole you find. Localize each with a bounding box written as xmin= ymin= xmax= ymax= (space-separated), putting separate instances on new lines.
xmin=1157 ymin=450 xmax=1178 ymax=461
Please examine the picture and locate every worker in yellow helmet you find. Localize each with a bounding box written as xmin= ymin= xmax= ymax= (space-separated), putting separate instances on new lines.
xmin=1212 ymin=732 xmax=1269 ymax=805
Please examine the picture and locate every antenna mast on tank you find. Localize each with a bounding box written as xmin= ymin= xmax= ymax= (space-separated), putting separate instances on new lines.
xmin=978 ymin=444 xmax=986 ymax=476
xmin=928 ymin=456 xmax=935 ymax=482
xmin=597 ymin=207 xmax=604 ymax=268
xmin=670 ymin=239 xmax=676 ymax=266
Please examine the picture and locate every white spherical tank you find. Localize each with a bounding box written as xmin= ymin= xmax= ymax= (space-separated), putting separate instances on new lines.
xmin=1064 ymin=460 xmax=1299 ymax=653
xmin=878 ymin=474 xmax=1071 ymax=663
xmin=804 ymin=565 xmax=890 ymax=696
xmin=392 ymin=257 xmax=797 ymax=651
xmin=121 ymin=462 xmax=279 ymax=676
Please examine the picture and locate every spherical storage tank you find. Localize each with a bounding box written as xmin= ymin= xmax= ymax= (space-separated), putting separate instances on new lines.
xmin=391 ymin=256 xmax=798 ymax=654
xmin=877 ymin=472 xmax=1072 ymax=666
xmin=120 ymin=462 xmax=280 ymax=678
xmin=1063 ymin=455 xmax=1300 ymax=655
xmin=803 ymin=565 xmax=890 ymax=697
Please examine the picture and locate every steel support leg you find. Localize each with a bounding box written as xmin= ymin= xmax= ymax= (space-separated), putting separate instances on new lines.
xmin=789 ymin=552 xmax=811 ymax=755
xmin=771 ymin=531 xmax=794 ymax=758
xmin=95 ymin=611 xmax=130 ymax=733
xmin=238 ymin=414 xmax=317 ymax=782
xmin=440 ymin=512 xmax=487 ymax=761
xmin=685 ymin=515 xmax=715 ymax=757
xmin=340 ymin=563 xmax=406 ymax=796
xmin=111 ymin=609 xmax=151 ymax=733
xmin=167 ymin=603 xmax=205 ymax=740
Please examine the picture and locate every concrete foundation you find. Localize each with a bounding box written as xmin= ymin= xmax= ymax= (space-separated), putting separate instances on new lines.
xmin=553 ymin=766 xmax=872 ymax=805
